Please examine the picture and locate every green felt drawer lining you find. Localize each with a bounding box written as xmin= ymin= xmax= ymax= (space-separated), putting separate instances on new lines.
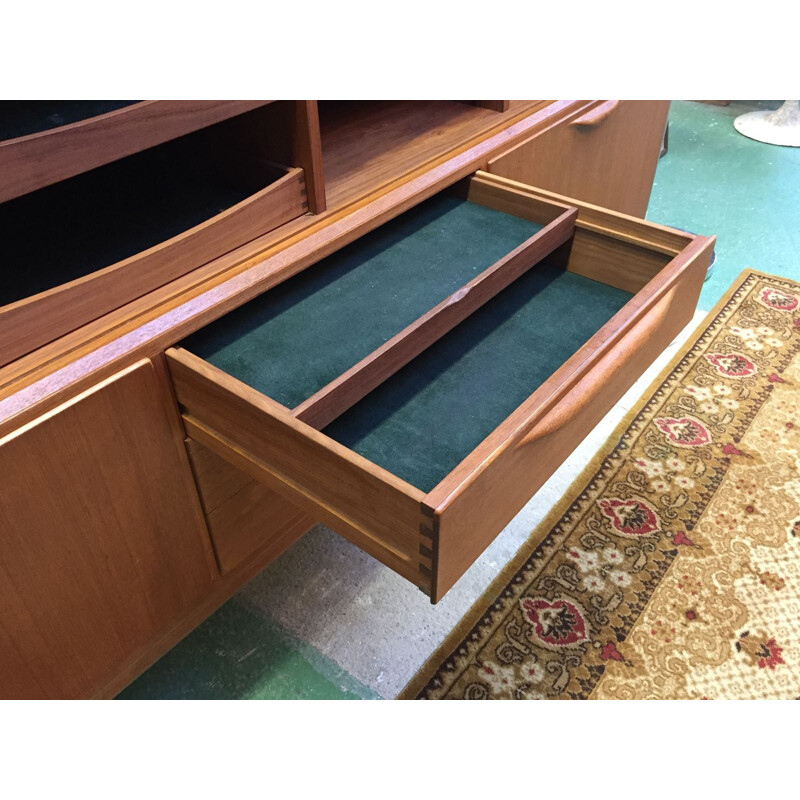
xmin=182 ymin=195 xmax=544 ymax=409
xmin=323 ymin=263 xmax=632 ymax=492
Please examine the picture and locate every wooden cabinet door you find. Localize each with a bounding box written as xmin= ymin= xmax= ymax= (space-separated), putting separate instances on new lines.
xmin=0 ymin=359 xmax=214 ymax=698
xmin=488 ymin=101 xmax=670 ymax=217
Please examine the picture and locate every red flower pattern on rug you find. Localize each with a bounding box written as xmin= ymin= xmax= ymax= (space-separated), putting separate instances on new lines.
xmin=705 ymin=352 xmax=758 ymax=378
xmin=520 ymin=597 xmax=590 ymax=649
xmin=655 ymin=416 xmax=712 ymax=447
xmin=758 ymin=288 xmax=798 ymax=311
xmin=402 ymin=272 xmax=800 ymax=700
xmin=597 ymin=497 xmax=661 ymax=537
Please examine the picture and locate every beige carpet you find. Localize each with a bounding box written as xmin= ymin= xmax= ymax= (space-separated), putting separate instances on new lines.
xmin=402 ymin=270 xmax=800 ymax=699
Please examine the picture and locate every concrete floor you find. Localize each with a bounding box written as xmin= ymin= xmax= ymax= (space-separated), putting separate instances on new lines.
xmin=120 ymin=100 xmax=800 ymax=700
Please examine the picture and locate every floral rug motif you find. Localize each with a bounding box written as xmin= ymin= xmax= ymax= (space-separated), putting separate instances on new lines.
xmin=401 ymin=271 xmax=800 ymax=700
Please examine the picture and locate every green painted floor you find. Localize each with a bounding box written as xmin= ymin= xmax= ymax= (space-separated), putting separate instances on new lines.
xmin=119 ymin=598 xmax=379 ymax=700
xmin=647 ymin=101 xmax=800 ymax=311
xmin=120 ymin=100 xmax=800 ymax=700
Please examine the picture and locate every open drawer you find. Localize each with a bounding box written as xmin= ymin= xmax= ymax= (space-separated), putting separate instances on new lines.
xmin=167 ymin=172 xmax=715 ymax=602
xmin=0 ymin=104 xmax=307 ymax=366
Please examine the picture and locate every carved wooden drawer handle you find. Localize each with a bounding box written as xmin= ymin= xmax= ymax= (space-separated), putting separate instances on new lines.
xmin=569 ymin=100 xmax=621 ymax=128
xmin=523 ymin=285 xmax=677 ymax=442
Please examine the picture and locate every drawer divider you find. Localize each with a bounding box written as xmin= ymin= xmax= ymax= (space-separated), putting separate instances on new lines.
xmin=292 ymin=206 xmax=578 ymax=430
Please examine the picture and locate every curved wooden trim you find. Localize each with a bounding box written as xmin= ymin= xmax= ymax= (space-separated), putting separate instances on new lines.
xmin=569 ymin=100 xmax=620 ymax=127
xmin=0 ymin=100 xmax=272 ymax=204
xmin=0 ymin=167 xmax=306 ymax=366
xmin=424 ymin=233 xmax=716 ymax=515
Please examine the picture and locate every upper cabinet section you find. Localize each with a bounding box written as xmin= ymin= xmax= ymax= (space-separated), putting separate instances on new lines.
xmin=0 ymin=101 xmax=324 ymax=366
xmin=318 ymin=100 xmax=529 ymax=208
xmin=0 ymin=100 xmax=272 ymax=204
xmin=0 ymin=100 xmax=557 ymax=378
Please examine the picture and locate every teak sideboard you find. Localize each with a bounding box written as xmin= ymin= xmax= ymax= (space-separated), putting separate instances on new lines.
xmin=0 ymin=100 xmax=714 ymax=699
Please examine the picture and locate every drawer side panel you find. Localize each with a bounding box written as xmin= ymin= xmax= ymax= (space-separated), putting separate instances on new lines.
xmin=429 ymin=237 xmax=713 ymax=602
xmin=167 ymin=348 xmax=430 ymax=589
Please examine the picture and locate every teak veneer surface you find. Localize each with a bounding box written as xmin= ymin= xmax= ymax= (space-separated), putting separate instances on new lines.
xmin=0 ymin=138 xmax=288 ymax=306
xmin=0 ymin=360 xmax=214 ymax=699
xmin=186 ymin=438 xmax=313 ymax=574
xmin=430 ymin=241 xmax=712 ymax=600
xmin=181 ymin=195 xmax=543 ymax=408
xmin=0 ymin=101 xmax=140 ymax=139
xmin=0 ymin=108 xmax=310 ymax=365
xmin=0 ymin=100 xmax=272 ymax=204
xmin=488 ymin=100 xmax=670 ymax=217
xmin=168 ymin=348 xmax=429 ymax=588
xmin=318 ymin=100 xmax=541 ymax=208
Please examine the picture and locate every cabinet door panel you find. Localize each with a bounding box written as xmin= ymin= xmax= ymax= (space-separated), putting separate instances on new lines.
xmin=488 ymin=101 xmax=670 ymax=217
xmin=0 ymin=360 xmax=213 ymax=698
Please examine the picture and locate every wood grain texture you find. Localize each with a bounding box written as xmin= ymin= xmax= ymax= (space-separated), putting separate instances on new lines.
xmin=293 ymin=206 xmax=578 ymax=429
xmin=467 ymin=173 xmax=691 ymax=293
xmin=91 ymin=500 xmax=323 ymax=699
xmin=183 ymin=417 xmax=430 ymax=590
xmin=0 ymin=101 xmax=581 ymax=421
xmin=167 ymin=348 xmax=428 ymax=587
xmin=186 ymin=438 xmax=313 ymax=574
xmin=0 ymin=167 xmax=307 ymax=367
xmin=294 ymin=101 xmax=326 ymax=214
xmin=0 ymin=360 xmax=214 ymax=698
xmin=470 ymin=101 xmax=511 ymax=112
xmin=488 ymin=100 xmax=671 ymax=217
xmin=470 ymin=172 xmax=692 ymax=254
xmin=319 ymin=100 xmax=542 ymax=209
xmin=0 ymin=100 xmax=272 ymax=204
xmin=186 ymin=435 xmax=253 ymax=514
xmin=453 ymin=176 xmax=575 ymax=225
xmin=425 ymin=234 xmax=715 ymax=601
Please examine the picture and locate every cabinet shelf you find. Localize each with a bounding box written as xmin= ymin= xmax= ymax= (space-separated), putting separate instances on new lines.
xmin=318 ymin=100 xmax=533 ymax=208
xmin=0 ymin=101 xmax=141 ymax=139
xmin=0 ymin=108 xmax=307 ymax=364
xmin=0 ymin=100 xmax=273 ymax=204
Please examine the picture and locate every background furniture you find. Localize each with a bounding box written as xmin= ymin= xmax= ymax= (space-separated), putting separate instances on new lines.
xmin=0 ymin=99 xmax=713 ymax=698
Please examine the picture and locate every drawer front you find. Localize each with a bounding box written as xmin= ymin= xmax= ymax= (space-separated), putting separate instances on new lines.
xmin=429 ymin=249 xmax=707 ymax=597
xmin=487 ymin=101 xmax=670 ymax=217
xmin=167 ymin=172 xmax=714 ymax=602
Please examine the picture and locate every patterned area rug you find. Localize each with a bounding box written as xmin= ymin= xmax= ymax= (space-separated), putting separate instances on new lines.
xmin=401 ymin=270 xmax=800 ymax=699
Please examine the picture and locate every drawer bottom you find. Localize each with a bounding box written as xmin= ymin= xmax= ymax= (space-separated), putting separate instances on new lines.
xmin=324 ymin=261 xmax=632 ymax=492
